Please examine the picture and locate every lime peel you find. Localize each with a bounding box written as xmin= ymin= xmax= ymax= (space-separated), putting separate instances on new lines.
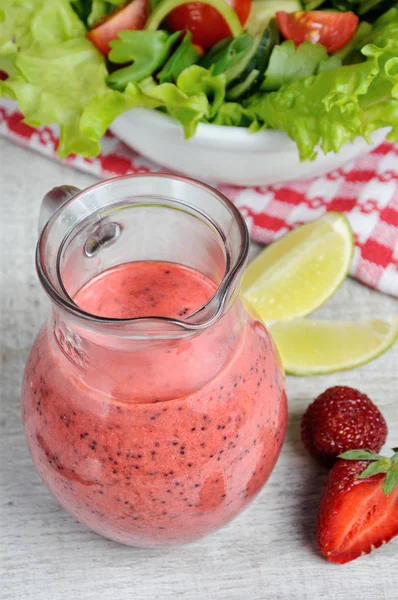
xmin=269 ymin=317 xmax=398 ymax=376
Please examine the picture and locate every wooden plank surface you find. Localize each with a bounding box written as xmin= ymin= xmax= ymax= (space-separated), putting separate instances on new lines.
xmin=0 ymin=139 xmax=397 ymax=600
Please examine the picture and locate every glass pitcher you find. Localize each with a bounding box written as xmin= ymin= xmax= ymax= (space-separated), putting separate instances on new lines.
xmin=22 ymin=174 xmax=287 ymax=547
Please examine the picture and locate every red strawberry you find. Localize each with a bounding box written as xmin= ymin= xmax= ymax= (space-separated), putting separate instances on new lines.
xmin=317 ymin=449 xmax=398 ymax=564
xmin=301 ymin=386 xmax=387 ymax=467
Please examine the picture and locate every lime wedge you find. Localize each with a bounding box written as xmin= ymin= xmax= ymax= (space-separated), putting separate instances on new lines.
xmin=242 ymin=213 xmax=353 ymax=323
xmin=269 ymin=318 xmax=398 ymax=375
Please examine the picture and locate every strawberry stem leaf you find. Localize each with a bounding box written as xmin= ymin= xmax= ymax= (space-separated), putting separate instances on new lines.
xmin=356 ymin=458 xmax=391 ymax=479
xmin=381 ymin=465 xmax=398 ymax=496
xmin=339 ymin=450 xmax=384 ymax=461
xmin=341 ymin=448 xmax=398 ymax=496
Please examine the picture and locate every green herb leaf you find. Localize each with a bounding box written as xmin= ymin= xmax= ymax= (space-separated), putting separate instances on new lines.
xmin=158 ymin=32 xmax=200 ymax=85
xmin=261 ymin=41 xmax=339 ymax=92
xmin=107 ymin=30 xmax=181 ymax=91
xmin=200 ymin=34 xmax=253 ymax=76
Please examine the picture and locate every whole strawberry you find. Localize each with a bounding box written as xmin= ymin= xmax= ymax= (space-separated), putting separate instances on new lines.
xmin=317 ymin=449 xmax=398 ymax=564
xmin=301 ymin=386 xmax=387 ymax=467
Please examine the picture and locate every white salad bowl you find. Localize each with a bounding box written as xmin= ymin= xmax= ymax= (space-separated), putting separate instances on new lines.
xmin=110 ymin=108 xmax=389 ymax=186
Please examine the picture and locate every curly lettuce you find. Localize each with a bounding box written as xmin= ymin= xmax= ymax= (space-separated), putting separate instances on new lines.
xmin=1 ymin=0 xmax=398 ymax=162
xmin=81 ymin=65 xmax=226 ymax=140
xmin=0 ymin=0 xmax=227 ymax=156
xmin=0 ymin=0 xmax=109 ymax=156
xmin=244 ymin=16 xmax=398 ymax=160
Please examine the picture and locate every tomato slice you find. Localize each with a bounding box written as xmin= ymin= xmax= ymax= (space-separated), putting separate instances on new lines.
xmin=167 ymin=0 xmax=251 ymax=49
xmin=87 ymin=0 xmax=149 ymax=56
xmin=276 ymin=11 xmax=359 ymax=54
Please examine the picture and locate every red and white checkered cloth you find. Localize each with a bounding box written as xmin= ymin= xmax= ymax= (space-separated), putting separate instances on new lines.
xmin=1 ymin=98 xmax=397 ymax=297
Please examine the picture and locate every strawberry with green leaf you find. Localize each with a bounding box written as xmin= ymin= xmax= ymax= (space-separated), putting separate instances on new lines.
xmin=317 ymin=448 xmax=398 ymax=564
xmin=301 ymin=386 xmax=388 ymax=468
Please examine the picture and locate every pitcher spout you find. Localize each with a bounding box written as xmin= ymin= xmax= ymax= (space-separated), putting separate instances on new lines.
xmin=37 ymin=174 xmax=249 ymax=335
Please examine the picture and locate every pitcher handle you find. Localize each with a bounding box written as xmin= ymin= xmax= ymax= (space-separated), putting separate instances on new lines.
xmin=38 ymin=185 xmax=81 ymax=236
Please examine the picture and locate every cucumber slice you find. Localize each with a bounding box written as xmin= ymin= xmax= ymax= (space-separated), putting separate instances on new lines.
xmin=227 ymin=69 xmax=260 ymax=100
xmin=201 ymin=21 xmax=279 ymax=98
xmin=224 ymin=30 xmax=264 ymax=83
xmin=200 ymin=34 xmax=254 ymax=75
xmin=226 ymin=22 xmax=279 ymax=98
xmin=249 ymin=19 xmax=280 ymax=78
xmin=246 ymin=0 xmax=302 ymax=36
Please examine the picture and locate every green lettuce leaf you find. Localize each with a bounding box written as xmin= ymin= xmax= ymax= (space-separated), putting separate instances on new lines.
xmin=211 ymin=102 xmax=254 ymax=127
xmin=81 ymin=79 xmax=208 ymax=140
xmin=0 ymin=0 xmax=86 ymax=74
xmin=2 ymin=0 xmax=398 ymax=164
xmin=4 ymin=38 xmax=108 ymax=156
xmin=176 ymin=65 xmax=225 ymax=119
xmin=82 ymin=65 xmax=226 ymax=140
xmin=244 ymin=18 xmax=398 ymax=161
xmin=0 ymin=0 xmax=108 ymax=157
xmin=359 ymin=18 xmax=398 ymax=134
xmin=261 ymin=41 xmax=341 ymax=91
xmin=157 ymin=32 xmax=200 ymax=84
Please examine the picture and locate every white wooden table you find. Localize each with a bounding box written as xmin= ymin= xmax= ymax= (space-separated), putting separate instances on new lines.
xmin=1 ymin=138 xmax=397 ymax=600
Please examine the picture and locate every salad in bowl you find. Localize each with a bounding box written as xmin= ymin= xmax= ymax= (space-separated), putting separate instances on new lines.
xmin=0 ymin=0 xmax=397 ymax=180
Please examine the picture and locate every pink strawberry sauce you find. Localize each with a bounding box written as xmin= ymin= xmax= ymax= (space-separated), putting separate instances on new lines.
xmin=22 ymin=261 xmax=287 ymax=546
